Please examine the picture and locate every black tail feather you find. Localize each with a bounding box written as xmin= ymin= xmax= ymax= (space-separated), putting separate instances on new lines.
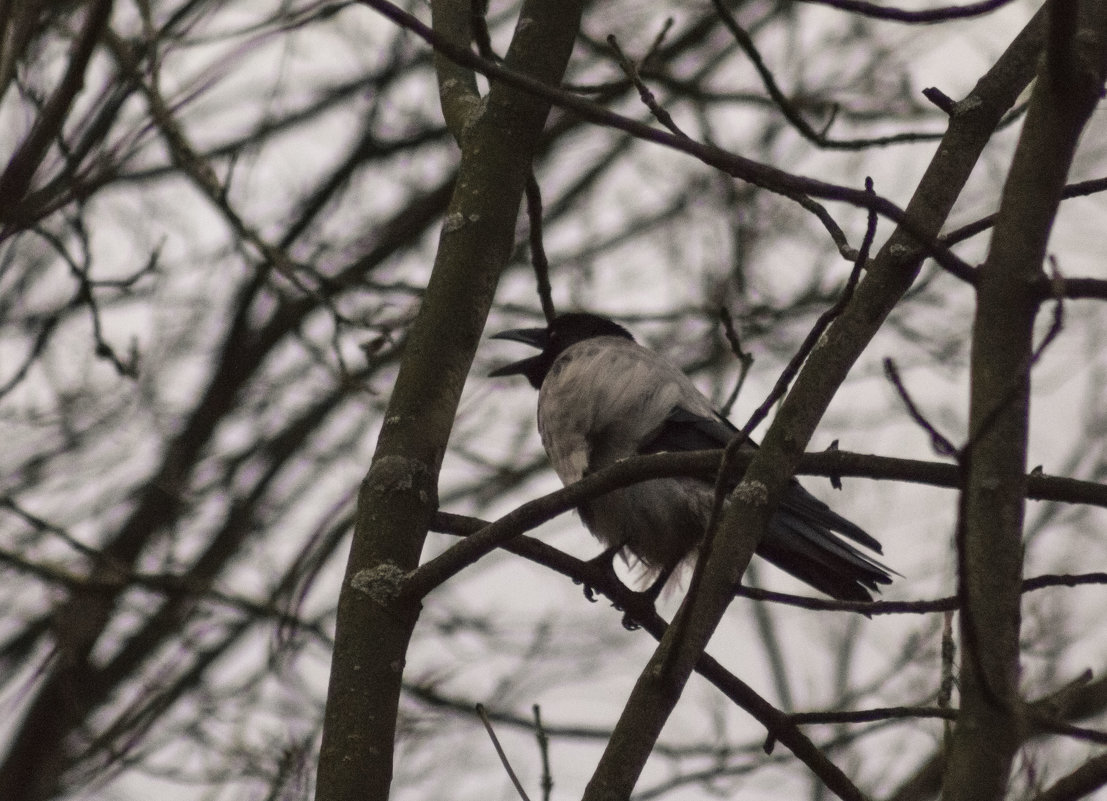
xmin=757 ymin=491 xmax=894 ymax=602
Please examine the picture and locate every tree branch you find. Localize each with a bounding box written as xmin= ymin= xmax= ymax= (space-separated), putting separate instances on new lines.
xmin=943 ymin=4 xmax=1107 ymax=799
xmin=314 ymin=1 xmax=586 ymax=799
xmin=579 ymin=6 xmax=1047 ymax=800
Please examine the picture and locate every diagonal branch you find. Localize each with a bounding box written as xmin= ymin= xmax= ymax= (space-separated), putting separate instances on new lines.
xmin=0 ymin=0 xmax=114 ymax=227
xmin=943 ymin=4 xmax=1107 ymax=799
xmin=357 ymin=0 xmax=977 ymax=282
xmin=579 ymin=6 xmax=1048 ymax=800
xmin=313 ymin=2 xmax=586 ymax=799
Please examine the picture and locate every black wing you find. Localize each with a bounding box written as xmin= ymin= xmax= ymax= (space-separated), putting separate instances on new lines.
xmin=640 ymin=404 xmax=893 ymax=602
xmin=640 ymin=404 xmax=742 ymax=453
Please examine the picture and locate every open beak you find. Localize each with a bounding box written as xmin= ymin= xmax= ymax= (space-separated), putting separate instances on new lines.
xmin=488 ymin=327 xmax=548 ymax=377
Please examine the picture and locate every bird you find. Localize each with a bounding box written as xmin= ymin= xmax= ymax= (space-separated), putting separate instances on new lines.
xmin=490 ymin=311 xmax=892 ymax=604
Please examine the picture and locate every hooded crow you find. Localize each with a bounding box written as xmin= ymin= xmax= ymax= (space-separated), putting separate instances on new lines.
xmin=490 ymin=312 xmax=892 ymax=603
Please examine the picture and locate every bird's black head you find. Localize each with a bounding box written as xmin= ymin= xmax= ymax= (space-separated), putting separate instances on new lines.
xmin=489 ymin=312 xmax=634 ymax=388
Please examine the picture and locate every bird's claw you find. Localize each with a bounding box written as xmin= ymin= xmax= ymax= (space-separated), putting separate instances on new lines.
xmin=574 ymin=544 xmax=625 ymax=603
xmin=572 ymin=577 xmax=601 ymax=603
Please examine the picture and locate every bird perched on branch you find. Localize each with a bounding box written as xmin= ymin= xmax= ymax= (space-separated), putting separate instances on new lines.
xmin=490 ymin=312 xmax=892 ymax=603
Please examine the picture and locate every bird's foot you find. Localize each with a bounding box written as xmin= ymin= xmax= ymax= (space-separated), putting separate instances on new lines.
xmin=573 ymin=543 xmax=624 ymax=603
xmin=572 ymin=547 xmax=669 ymax=630
xmin=615 ymin=569 xmax=671 ymax=630
xmin=617 ymin=592 xmax=654 ymax=631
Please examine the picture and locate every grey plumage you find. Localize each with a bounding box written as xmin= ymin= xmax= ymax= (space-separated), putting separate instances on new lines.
xmin=490 ymin=312 xmax=892 ymax=602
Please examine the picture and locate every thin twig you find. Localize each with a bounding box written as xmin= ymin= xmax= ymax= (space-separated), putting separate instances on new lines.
xmin=525 ymin=173 xmax=556 ymax=323
xmin=641 ymin=18 xmax=674 ymax=68
xmin=741 ymin=176 xmax=877 ymax=438
xmin=943 ymin=175 xmax=1107 ymax=249
xmin=476 ymin=704 xmax=533 ymax=801
xmin=712 ymin=0 xmax=955 ymax=149
xmin=883 ymin=358 xmax=959 ymax=457
xmin=718 ymin=307 xmax=755 ymax=417
xmin=0 ymin=0 xmax=114 ymax=225
xmin=356 ymin=0 xmax=977 ymax=282
xmin=533 ymin=705 xmax=553 ymax=801
xmin=796 ymin=0 xmax=1016 ymax=24
xmin=732 ymin=572 xmax=1107 ymax=615
xmin=940 ymin=609 xmax=956 ymax=750
xmin=607 ymin=34 xmax=689 ymax=139
xmin=788 ymin=705 xmax=956 ymax=725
